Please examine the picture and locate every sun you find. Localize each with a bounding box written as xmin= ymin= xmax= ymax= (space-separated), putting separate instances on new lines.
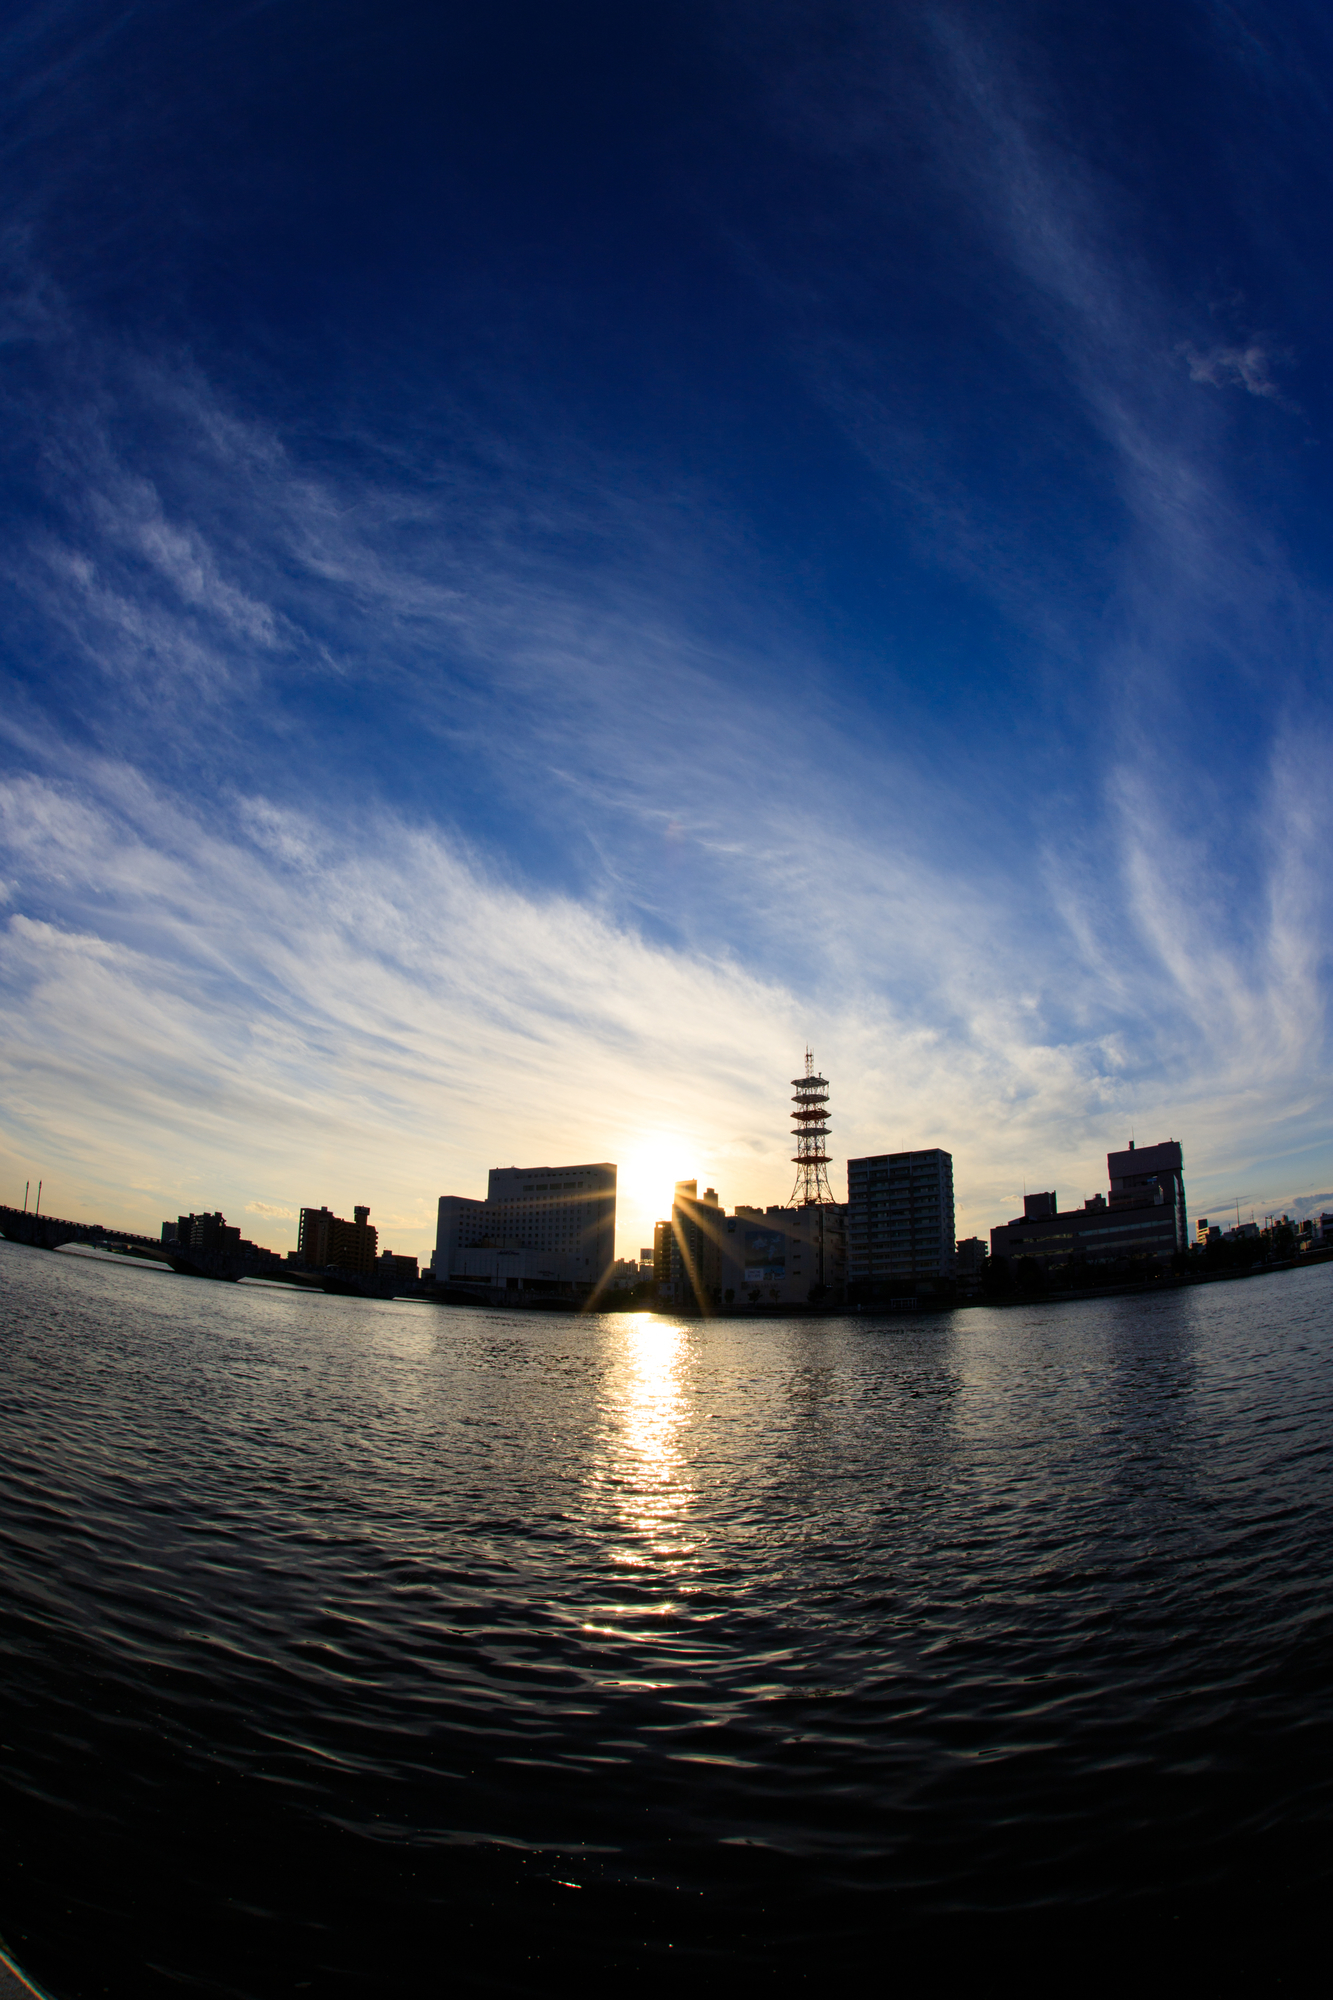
xmin=619 ymin=1135 xmax=693 ymax=1213
xmin=617 ymin=1135 xmax=695 ymax=1248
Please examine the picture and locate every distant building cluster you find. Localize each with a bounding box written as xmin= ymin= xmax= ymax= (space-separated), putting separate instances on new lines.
xmin=156 ymin=1203 xmax=418 ymax=1288
xmin=162 ymin=1210 xmax=282 ymax=1270
xmin=655 ymin=1180 xmax=849 ymax=1311
xmin=1196 ymin=1211 xmax=1333 ymax=1250
xmin=163 ymin=1211 xmax=243 ymax=1252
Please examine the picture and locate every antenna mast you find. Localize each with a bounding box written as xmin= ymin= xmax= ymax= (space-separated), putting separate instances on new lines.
xmin=788 ymin=1050 xmax=835 ymax=1206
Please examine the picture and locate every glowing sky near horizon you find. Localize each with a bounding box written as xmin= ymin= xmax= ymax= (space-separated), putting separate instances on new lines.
xmin=2 ymin=1 xmax=1331 ymax=1261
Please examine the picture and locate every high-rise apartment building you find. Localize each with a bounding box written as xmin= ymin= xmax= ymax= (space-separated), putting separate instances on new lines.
xmin=846 ymin=1149 xmax=956 ymax=1295
xmin=297 ymin=1204 xmax=378 ymax=1274
xmin=433 ymin=1162 xmax=616 ymax=1291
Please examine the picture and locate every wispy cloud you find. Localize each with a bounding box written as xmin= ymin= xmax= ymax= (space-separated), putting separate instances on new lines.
xmin=1179 ymin=339 xmax=1291 ymax=403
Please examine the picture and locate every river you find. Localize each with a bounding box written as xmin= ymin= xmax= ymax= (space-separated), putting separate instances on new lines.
xmin=2 ymin=1237 xmax=1330 ymax=1994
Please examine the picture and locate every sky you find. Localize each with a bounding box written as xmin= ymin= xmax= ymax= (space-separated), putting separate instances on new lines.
xmin=2 ymin=0 xmax=1331 ymax=1262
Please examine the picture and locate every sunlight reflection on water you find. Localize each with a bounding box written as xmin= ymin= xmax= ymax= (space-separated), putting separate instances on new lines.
xmin=595 ymin=1314 xmax=695 ymax=1574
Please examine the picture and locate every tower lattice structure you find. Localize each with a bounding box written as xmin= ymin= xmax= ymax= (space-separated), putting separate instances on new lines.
xmin=789 ymin=1050 xmax=835 ymax=1206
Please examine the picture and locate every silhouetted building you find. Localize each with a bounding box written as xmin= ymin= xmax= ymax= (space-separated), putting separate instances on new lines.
xmin=719 ymin=1200 xmax=847 ymax=1306
xmin=433 ymin=1163 xmax=616 ymax=1291
xmin=847 ymin=1150 xmax=956 ymax=1295
xmin=653 ymin=1217 xmax=674 ymax=1298
xmin=298 ymin=1204 xmax=378 ymax=1273
xmin=669 ymin=1180 xmax=721 ymax=1311
xmin=378 ymin=1249 xmax=418 ymax=1284
xmin=650 ymin=1184 xmax=846 ymax=1310
xmin=956 ymin=1235 xmax=989 ymax=1280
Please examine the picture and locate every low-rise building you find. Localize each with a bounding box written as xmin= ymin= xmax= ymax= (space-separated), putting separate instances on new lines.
xmin=719 ymin=1200 xmax=846 ymax=1307
xmin=650 ymin=1181 xmax=846 ymax=1311
xmin=378 ymin=1249 xmax=419 ymax=1284
xmin=990 ymin=1140 xmax=1185 ymax=1278
xmin=955 ymin=1236 xmax=989 ymax=1286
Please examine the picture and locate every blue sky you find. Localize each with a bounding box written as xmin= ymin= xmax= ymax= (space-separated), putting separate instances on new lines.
xmin=2 ymin=0 xmax=1331 ymax=1258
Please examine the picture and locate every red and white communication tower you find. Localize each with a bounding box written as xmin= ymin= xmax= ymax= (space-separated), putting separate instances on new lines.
xmin=789 ymin=1050 xmax=835 ymax=1206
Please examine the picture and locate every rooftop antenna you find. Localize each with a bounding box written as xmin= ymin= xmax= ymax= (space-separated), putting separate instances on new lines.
xmin=35 ymin=1179 xmax=42 ymax=1218
xmin=789 ymin=1050 xmax=835 ymax=1206
xmin=23 ymin=1179 xmax=29 ymax=1214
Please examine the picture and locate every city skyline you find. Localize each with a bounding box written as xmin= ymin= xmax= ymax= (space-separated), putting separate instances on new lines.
xmin=6 ymin=1095 xmax=1330 ymax=1270
xmin=2 ymin=5 xmax=1331 ymax=1263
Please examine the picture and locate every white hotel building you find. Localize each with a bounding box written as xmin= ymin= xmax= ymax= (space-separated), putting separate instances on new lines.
xmin=433 ymin=1162 xmax=617 ymax=1294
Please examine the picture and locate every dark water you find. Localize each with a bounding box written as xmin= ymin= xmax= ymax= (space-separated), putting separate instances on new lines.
xmin=2 ymin=1239 xmax=1331 ymax=1995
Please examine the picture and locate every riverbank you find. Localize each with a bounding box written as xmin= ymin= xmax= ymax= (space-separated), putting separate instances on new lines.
xmin=703 ymin=1246 xmax=1333 ymax=1319
xmin=984 ymin=1245 xmax=1333 ymax=1311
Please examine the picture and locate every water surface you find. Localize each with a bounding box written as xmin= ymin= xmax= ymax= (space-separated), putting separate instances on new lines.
xmin=2 ymin=1240 xmax=1331 ymax=1993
